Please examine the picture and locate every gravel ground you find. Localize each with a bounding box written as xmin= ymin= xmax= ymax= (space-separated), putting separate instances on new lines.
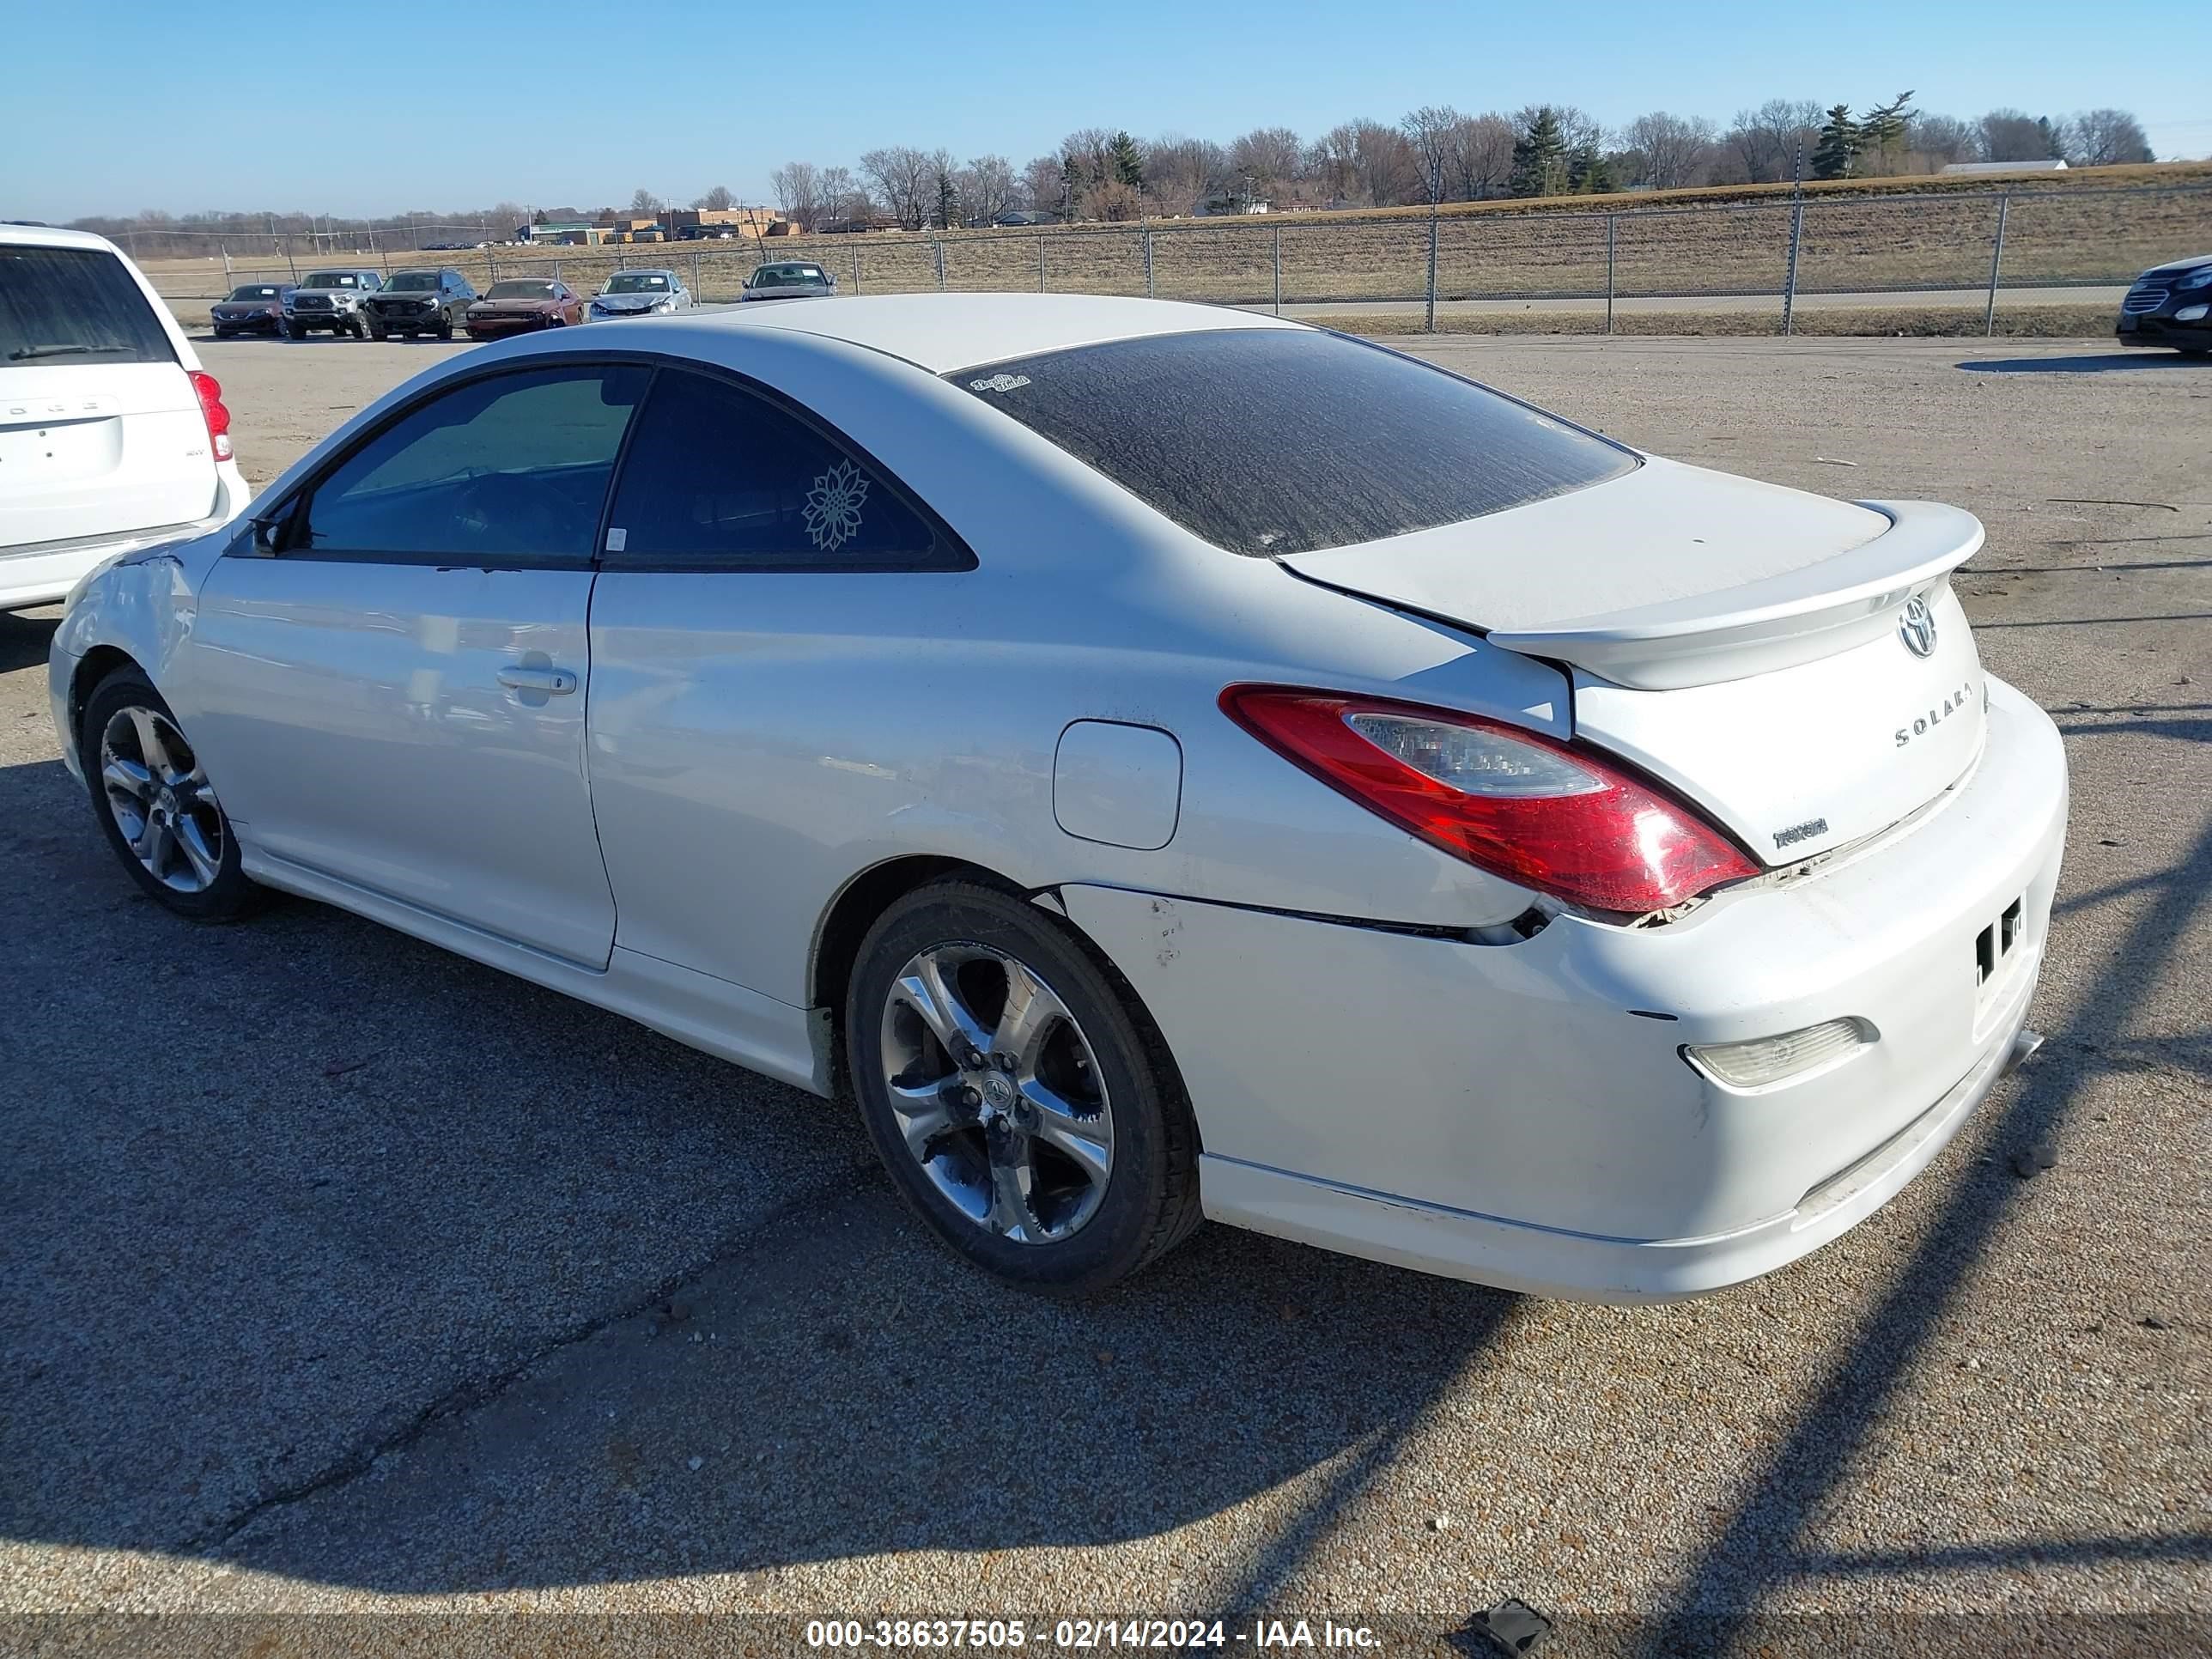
xmin=1 ymin=333 xmax=2206 ymax=1656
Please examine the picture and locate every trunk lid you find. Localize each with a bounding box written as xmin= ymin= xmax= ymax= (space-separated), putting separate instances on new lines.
xmin=1279 ymin=460 xmax=1989 ymax=864
xmin=1 ymin=363 xmax=217 ymax=549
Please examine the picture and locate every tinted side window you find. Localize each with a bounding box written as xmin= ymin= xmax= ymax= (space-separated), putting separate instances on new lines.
xmin=604 ymin=370 xmax=945 ymax=568
xmin=0 ymin=246 xmax=174 ymax=366
xmin=296 ymin=364 xmax=647 ymax=564
xmin=954 ymin=328 xmax=1637 ymax=556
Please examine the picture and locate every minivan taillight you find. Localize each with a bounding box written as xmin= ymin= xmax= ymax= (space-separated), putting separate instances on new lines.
xmin=188 ymin=370 xmax=233 ymax=463
xmin=1219 ymin=685 xmax=1759 ymax=915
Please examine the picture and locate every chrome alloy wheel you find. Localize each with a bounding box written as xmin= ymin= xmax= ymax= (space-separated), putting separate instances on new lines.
xmin=99 ymin=706 xmax=226 ymax=893
xmin=877 ymin=944 xmax=1115 ymax=1243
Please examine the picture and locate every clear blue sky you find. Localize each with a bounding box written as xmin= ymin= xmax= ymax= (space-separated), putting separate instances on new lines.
xmin=3 ymin=0 xmax=2203 ymax=222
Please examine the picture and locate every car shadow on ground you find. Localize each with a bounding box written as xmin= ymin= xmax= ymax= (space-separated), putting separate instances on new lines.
xmin=0 ymin=611 xmax=57 ymax=676
xmin=1956 ymin=352 xmax=2209 ymax=374
xmin=0 ymin=744 xmax=1516 ymax=1595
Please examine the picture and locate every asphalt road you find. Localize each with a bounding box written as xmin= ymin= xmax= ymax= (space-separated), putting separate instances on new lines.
xmin=2 ymin=333 xmax=2206 ymax=1654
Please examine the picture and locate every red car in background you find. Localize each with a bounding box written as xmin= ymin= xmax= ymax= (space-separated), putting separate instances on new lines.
xmin=464 ymin=278 xmax=586 ymax=340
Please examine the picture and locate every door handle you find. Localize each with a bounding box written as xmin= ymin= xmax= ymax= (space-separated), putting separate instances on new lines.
xmin=496 ymin=665 xmax=579 ymax=696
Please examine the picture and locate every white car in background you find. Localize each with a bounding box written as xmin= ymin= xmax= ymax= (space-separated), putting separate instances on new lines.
xmin=46 ymin=296 xmax=2065 ymax=1301
xmin=2 ymin=225 xmax=249 ymax=612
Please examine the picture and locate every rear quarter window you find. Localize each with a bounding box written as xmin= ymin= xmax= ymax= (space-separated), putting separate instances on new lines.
xmin=1 ymin=245 xmax=175 ymax=367
xmin=951 ymin=328 xmax=1635 ymax=556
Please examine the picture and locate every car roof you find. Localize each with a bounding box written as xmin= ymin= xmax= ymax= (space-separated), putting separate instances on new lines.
xmin=707 ymin=292 xmax=1301 ymax=374
xmin=0 ymin=223 xmax=127 ymax=252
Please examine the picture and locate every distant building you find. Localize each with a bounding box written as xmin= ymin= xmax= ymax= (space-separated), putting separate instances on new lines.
xmin=1939 ymin=159 xmax=2069 ymax=175
xmin=664 ymin=206 xmax=785 ymax=240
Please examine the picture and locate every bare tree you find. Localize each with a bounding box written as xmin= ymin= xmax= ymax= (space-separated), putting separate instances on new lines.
xmin=957 ymin=155 xmax=1019 ymax=224
xmin=1145 ymin=134 xmax=1229 ymax=216
xmin=1978 ymin=108 xmax=2057 ymax=163
xmin=1904 ymin=113 xmax=1975 ymax=171
xmin=693 ymin=185 xmax=737 ymax=211
xmin=1401 ymin=106 xmax=1462 ymax=202
xmin=1728 ymin=99 xmax=1822 ymax=183
xmin=769 ymin=162 xmax=821 ymax=230
xmin=2068 ymin=108 xmax=2154 ymax=166
xmin=1021 ymin=154 xmax=1068 ymax=219
xmin=1446 ymin=112 xmax=1516 ymax=200
xmin=818 ymin=165 xmax=866 ymax=229
xmin=628 ymin=187 xmax=664 ymax=216
xmin=1226 ymin=125 xmax=1304 ymax=205
xmin=1351 ymin=119 xmax=1419 ymax=207
xmin=1622 ymin=111 xmax=1718 ymax=191
xmin=860 ymin=146 xmax=933 ymax=229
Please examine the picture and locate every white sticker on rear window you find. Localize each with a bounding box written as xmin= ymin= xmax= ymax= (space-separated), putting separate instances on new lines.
xmin=803 ymin=460 xmax=870 ymax=552
xmin=969 ymin=374 xmax=1031 ymax=393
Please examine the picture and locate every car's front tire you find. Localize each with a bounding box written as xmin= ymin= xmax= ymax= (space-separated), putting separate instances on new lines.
xmin=846 ymin=879 xmax=1202 ymax=1293
xmin=81 ymin=668 xmax=264 ymax=923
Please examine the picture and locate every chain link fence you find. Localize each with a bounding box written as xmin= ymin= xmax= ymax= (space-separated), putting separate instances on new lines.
xmin=151 ymin=182 xmax=2212 ymax=336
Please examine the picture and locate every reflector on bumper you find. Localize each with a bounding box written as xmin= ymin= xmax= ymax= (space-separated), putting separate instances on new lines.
xmin=1685 ymin=1017 xmax=1875 ymax=1090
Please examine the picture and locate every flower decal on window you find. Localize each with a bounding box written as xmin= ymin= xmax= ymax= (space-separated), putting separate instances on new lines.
xmin=803 ymin=459 xmax=871 ymax=552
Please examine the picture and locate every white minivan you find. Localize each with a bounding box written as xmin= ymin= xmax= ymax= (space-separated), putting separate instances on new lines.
xmin=2 ymin=225 xmax=251 ymax=611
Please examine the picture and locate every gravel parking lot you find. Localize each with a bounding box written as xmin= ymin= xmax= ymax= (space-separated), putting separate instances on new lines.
xmin=2 ymin=331 xmax=2206 ymax=1655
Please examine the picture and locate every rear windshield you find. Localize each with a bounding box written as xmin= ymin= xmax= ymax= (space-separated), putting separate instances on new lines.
xmin=952 ymin=329 xmax=1635 ymax=556
xmin=1 ymin=245 xmax=174 ymax=367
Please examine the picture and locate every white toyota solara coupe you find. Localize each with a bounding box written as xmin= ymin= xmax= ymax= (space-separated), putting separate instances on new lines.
xmin=49 ymin=295 xmax=2067 ymax=1300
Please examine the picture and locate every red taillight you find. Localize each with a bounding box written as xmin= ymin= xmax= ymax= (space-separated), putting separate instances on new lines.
xmin=1219 ymin=685 xmax=1759 ymax=915
xmin=188 ymin=370 xmax=233 ymax=463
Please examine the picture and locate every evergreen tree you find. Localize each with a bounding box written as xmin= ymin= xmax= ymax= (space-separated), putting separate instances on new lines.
xmin=936 ymin=173 xmax=959 ymax=230
xmin=1857 ymin=91 xmax=1915 ymax=174
xmin=1568 ymin=143 xmax=1617 ymax=194
xmin=1510 ymin=107 xmax=1569 ymax=198
xmin=1109 ymin=131 xmax=1146 ymax=190
xmin=1812 ymin=105 xmax=1861 ymax=179
xmin=2037 ymin=116 xmax=2064 ymax=160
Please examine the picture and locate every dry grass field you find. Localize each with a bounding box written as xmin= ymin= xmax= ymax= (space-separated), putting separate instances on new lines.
xmin=141 ymin=162 xmax=2212 ymax=331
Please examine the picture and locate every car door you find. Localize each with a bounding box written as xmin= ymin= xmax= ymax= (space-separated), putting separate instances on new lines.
xmin=586 ymin=364 xmax=972 ymax=1000
xmin=187 ymin=360 xmax=650 ymax=966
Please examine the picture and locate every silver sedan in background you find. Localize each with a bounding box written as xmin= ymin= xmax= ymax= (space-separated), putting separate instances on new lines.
xmin=739 ymin=260 xmax=838 ymax=302
xmin=589 ymin=267 xmax=693 ymax=319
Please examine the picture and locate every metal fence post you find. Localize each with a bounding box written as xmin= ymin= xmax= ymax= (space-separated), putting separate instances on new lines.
xmin=851 ymin=242 xmax=860 ymax=295
xmin=1984 ymin=193 xmax=2011 ymax=337
xmin=1425 ymin=205 xmax=1438 ymax=333
xmin=220 ymin=242 xmax=231 ymax=285
xmin=1782 ymin=195 xmax=1803 ymax=336
xmin=1038 ymin=235 xmax=1047 ymax=293
xmin=1144 ymin=227 xmax=1154 ymax=299
xmin=487 ymin=248 xmax=498 ymax=283
xmin=1273 ymin=224 xmax=1282 ymax=315
xmin=934 ymin=238 xmax=945 ymax=291
xmin=1605 ymin=214 xmax=1617 ymax=335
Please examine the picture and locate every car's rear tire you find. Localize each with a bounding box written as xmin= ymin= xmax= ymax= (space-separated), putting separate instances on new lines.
xmin=80 ymin=668 xmax=264 ymax=923
xmin=846 ymin=879 xmax=1202 ymax=1294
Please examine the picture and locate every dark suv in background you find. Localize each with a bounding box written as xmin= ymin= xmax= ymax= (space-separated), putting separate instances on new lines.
xmin=2117 ymin=255 xmax=2212 ymax=354
xmin=365 ymin=268 xmax=477 ymax=340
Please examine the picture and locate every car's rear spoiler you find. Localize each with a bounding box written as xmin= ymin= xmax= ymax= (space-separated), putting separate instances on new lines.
xmin=1485 ymin=501 xmax=1984 ymax=690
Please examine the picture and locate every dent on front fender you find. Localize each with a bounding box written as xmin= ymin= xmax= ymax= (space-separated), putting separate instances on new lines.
xmin=50 ymin=550 xmax=204 ymax=744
